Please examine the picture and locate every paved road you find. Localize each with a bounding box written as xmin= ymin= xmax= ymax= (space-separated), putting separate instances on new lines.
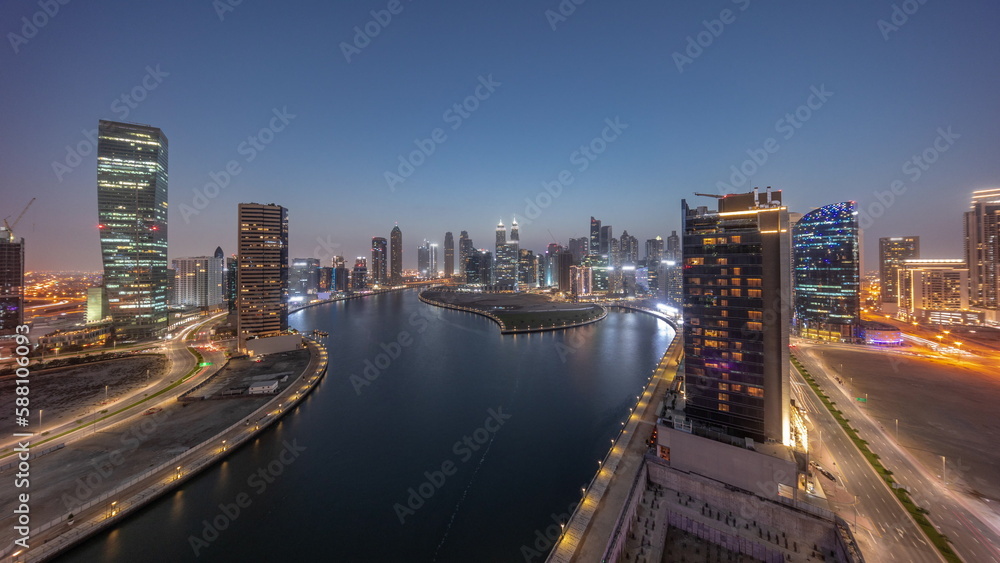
xmin=797 ymin=341 xmax=1000 ymax=563
xmin=790 ymin=353 xmax=940 ymax=563
xmin=0 ymin=314 xmax=224 ymax=456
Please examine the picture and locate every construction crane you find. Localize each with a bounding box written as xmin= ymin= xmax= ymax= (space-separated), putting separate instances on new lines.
xmin=2 ymin=197 xmax=36 ymax=239
xmin=693 ymin=193 xmax=724 ymax=199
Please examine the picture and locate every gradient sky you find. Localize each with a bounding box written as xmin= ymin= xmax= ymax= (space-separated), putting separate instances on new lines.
xmin=2 ymin=0 xmax=999 ymax=271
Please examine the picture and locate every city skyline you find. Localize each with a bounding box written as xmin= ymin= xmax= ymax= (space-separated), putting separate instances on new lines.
xmin=3 ymin=1 xmax=998 ymax=271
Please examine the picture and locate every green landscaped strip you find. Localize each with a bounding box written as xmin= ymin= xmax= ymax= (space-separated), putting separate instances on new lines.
xmin=23 ymin=348 xmax=206 ymax=451
xmin=791 ymin=356 xmax=961 ymax=563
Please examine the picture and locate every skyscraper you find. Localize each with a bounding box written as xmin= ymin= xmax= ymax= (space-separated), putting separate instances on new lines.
xmin=518 ymin=248 xmax=537 ymax=288
xmin=417 ymin=240 xmax=436 ymax=279
xmin=97 ymin=120 xmax=169 ymax=339
xmin=172 ymin=256 xmax=225 ymax=308
xmin=458 ymin=230 xmax=473 ymax=281
xmin=318 ymin=266 xmax=333 ymax=292
xmin=599 ymin=225 xmax=613 ymax=255
xmin=568 ymin=237 xmax=589 ymax=263
xmin=390 ymin=225 xmax=403 ymax=286
xmin=792 ymin=202 xmax=861 ymax=341
xmin=879 ymin=237 xmax=920 ymax=306
xmin=352 ymin=257 xmax=368 ymax=290
xmin=0 ymin=228 xmax=24 ymax=334
xmin=494 ymin=220 xmax=518 ymax=289
xmin=465 ymin=250 xmax=492 ymax=285
xmin=444 ymin=232 xmax=455 ymax=278
xmin=371 ymin=237 xmax=388 ymax=286
xmin=620 ymin=230 xmax=639 ymax=264
xmin=545 ymin=243 xmax=562 ymax=287
xmin=289 ymin=258 xmax=320 ymax=302
xmin=590 ymin=217 xmax=601 ymax=254
xmin=225 ymin=255 xmax=237 ymax=312
xmin=897 ymin=259 xmax=970 ymax=324
xmin=236 ymin=203 xmax=289 ymax=348
xmin=666 ymin=231 xmax=680 ymax=261
xmin=645 ymin=236 xmax=664 ymax=263
xmin=682 ymin=189 xmax=791 ymax=444
xmin=964 ymin=189 xmax=1000 ymax=310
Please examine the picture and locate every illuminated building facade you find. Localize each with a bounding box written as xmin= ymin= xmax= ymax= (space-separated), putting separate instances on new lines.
xmin=97 ymin=120 xmax=169 ymax=339
xmin=172 ymin=255 xmax=225 ymax=308
xmin=0 ymin=231 xmax=24 ymax=334
xmin=791 ymin=202 xmax=861 ymax=342
xmin=236 ymin=203 xmax=288 ymax=348
xmin=879 ymin=236 xmax=920 ymax=306
xmin=897 ymin=259 xmax=970 ymax=323
xmin=390 ymin=225 xmax=403 ymax=285
xmin=371 ymin=237 xmax=388 ymax=286
xmin=964 ymin=189 xmax=1000 ymax=310
xmin=682 ymin=189 xmax=791 ymax=445
xmin=444 ymin=232 xmax=454 ymax=278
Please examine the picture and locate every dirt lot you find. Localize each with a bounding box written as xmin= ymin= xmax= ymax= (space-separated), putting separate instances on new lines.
xmin=0 ymin=355 xmax=167 ymax=431
xmin=187 ymin=350 xmax=310 ymax=399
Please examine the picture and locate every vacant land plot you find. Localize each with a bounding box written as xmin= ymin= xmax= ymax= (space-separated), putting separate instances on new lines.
xmin=0 ymin=355 xmax=167 ymax=430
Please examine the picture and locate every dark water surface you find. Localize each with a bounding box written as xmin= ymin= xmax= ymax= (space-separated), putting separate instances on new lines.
xmin=59 ymin=290 xmax=673 ymax=562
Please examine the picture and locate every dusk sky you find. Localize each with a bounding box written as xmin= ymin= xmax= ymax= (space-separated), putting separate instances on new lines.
xmin=3 ymin=0 xmax=999 ymax=271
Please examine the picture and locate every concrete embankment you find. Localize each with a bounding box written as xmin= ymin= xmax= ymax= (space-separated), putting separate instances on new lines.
xmin=418 ymin=291 xmax=607 ymax=334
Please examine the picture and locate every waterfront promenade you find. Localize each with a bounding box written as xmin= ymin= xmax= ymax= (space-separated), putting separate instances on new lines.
xmin=546 ymin=329 xmax=683 ymax=562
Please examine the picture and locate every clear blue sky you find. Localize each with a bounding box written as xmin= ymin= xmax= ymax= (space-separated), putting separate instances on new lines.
xmin=2 ymin=0 xmax=999 ymax=271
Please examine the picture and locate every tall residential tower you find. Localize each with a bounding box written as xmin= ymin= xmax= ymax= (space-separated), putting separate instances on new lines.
xmin=682 ymin=189 xmax=791 ymax=444
xmin=236 ymin=203 xmax=289 ymax=348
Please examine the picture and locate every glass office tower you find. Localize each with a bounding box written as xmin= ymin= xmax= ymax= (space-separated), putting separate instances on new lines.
xmin=97 ymin=120 xmax=169 ymax=340
xmin=792 ymin=202 xmax=861 ymax=341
